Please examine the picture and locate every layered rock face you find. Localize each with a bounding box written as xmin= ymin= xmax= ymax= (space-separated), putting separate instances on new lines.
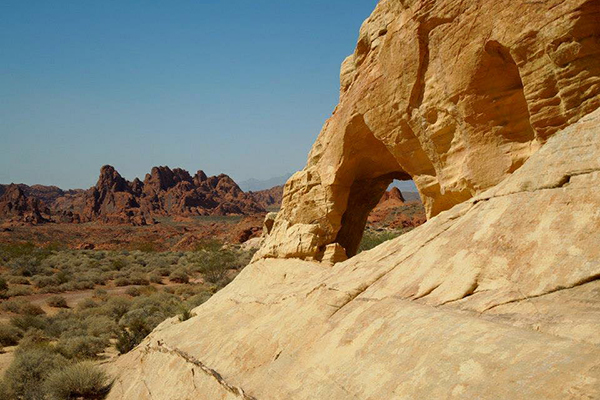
xmin=106 ymin=107 xmax=600 ymax=400
xmin=258 ymin=0 xmax=600 ymax=260
xmin=0 ymin=184 xmax=50 ymax=224
xmin=65 ymin=165 xmax=266 ymax=224
xmin=247 ymin=185 xmax=284 ymax=210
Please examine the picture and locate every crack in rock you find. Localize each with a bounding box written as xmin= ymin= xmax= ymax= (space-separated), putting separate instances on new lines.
xmin=143 ymin=341 xmax=259 ymax=400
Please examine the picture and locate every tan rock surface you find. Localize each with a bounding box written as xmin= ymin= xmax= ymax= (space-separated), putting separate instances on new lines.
xmin=106 ymin=109 xmax=600 ymax=399
xmin=258 ymin=0 xmax=600 ymax=260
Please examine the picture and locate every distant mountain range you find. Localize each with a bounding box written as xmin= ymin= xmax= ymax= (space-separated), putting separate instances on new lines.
xmin=238 ymin=174 xmax=293 ymax=192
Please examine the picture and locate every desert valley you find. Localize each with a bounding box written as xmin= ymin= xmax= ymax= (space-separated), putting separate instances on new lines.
xmin=0 ymin=0 xmax=599 ymax=399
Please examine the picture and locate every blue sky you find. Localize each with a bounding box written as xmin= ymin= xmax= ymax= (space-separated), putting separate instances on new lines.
xmin=0 ymin=1 xmax=379 ymax=189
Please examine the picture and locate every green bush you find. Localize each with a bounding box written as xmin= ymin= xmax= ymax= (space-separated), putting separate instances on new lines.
xmin=195 ymin=249 xmax=236 ymax=284
xmin=114 ymin=277 xmax=130 ymax=287
xmin=17 ymin=329 xmax=51 ymax=349
xmin=10 ymin=315 xmax=47 ymax=333
xmin=6 ymin=286 xmax=34 ymax=297
xmin=8 ymin=276 xmax=30 ymax=285
xmin=44 ymin=362 xmax=111 ymax=400
xmin=1 ymin=299 xmax=45 ymax=316
xmin=56 ymin=335 xmax=109 ymax=360
xmin=0 ymin=324 xmax=22 ymax=346
xmin=47 ymin=296 xmax=69 ymax=308
xmin=148 ymin=273 xmax=163 ymax=284
xmin=358 ymin=230 xmax=401 ymax=253
xmin=115 ymin=318 xmax=150 ymax=354
xmin=4 ymin=347 xmax=67 ymax=400
xmin=0 ymin=379 xmax=13 ymax=400
xmin=178 ymin=306 xmax=195 ymax=322
xmin=169 ymin=269 xmax=189 ymax=284
xmin=0 ymin=277 xmax=8 ymax=293
xmin=125 ymin=287 xmax=141 ymax=297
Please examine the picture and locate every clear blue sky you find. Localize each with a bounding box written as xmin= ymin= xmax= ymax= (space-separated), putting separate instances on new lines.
xmin=0 ymin=0 xmax=378 ymax=189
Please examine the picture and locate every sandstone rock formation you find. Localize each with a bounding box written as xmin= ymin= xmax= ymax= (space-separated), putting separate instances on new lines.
xmin=105 ymin=0 xmax=600 ymax=398
xmin=247 ymin=185 xmax=284 ymax=210
xmin=106 ymin=108 xmax=600 ymax=400
xmin=257 ymin=0 xmax=600 ymax=261
xmin=7 ymin=165 xmax=267 ymax=225
xmin=0 ymin=184 xmax=50 ymax=224
xmin=376 ymin=187 xmax=405 ymax=207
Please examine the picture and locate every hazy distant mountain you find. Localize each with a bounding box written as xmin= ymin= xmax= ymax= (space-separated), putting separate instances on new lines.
xmin=239 ymin=173 xmax=293 ymax=192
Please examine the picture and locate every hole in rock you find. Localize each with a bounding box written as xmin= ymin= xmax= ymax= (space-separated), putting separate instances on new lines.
xmin=334 ymin=177 xmax=425 ymax=258
xmin=358 ymin=180 xmax=425 ymax=254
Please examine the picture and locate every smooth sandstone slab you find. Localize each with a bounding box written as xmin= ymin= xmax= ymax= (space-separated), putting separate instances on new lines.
xmin=106 ymin=109 xmax=600 ymax=400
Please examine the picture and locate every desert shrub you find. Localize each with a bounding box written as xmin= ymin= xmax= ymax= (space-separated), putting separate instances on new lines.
xmin=76 ymin=298 xmax=98 ymax=311
xmin=110 ymin=259 xmax=127 ymax=271
xmin=169 ymin=269 xmax=189 ymax=284
xmin=8 ymin=276 xmax=30 ymax=285
xmin=101 ymin=297 xmax=131 ymax=322
xmin=39 ymin=285 xmax=65 ymax=294
xmin=0 ymin=324 xmax=22 ymax=346
xmin=4 ymin=347 xmax=67 ymax=400
xmin=56 ymin=335 xmax=109 ymax=360
xmin=31 ymin=275 xmax=59 ymax=289
xmin=0 ymin=277 xmax=8 ymax=293
xmin=10 ymin=314 xmax=47 ymax=333
xmin=358 ymin=230 xmax=401 ymax=253
xmin=47 ymin=296 xmax=68 ymax=308
xmin=72 ymin=280 xmax=95 ymax=290
xmin=2 ymin=299 xmax=44 ymax=316
xmin=155 ymin=267 xmax=171 ymax=277
xmin=162 ymin=286 xmax=175 ymax=294
xmin=114 ymin=277 xmax=130 ymax=287
xmin=125 ymin=287 xmax=141 ymax=297
xmin=93 ymin=288 xmax=108 ymax=299
xmin=85 ymin=316 xmax=116 ymax=337
xmin=138 ymin=286 xmax=157 ymax=296
xmin=194 ymin=249 xmax=236 ymax=284
xmin=1 ymin=298 xmax=26 ymax=314
xmin=178 ymin=306 xmax=194 ymax=322
xmin=6 ymin=286 xmax=33 ymax=297
xmin=186 ymin=292 xmax=212 ymax=309
xmin=17 ymin=329 xmax=52 ymax=349
xmin=44 ymin=362 xmax=111 ymax=400
xmin=115 ymin=318 xmax=151 ymax=354
xmin=0 ymin=379 xmax=13 ymax=400
xmin=148 ymin=273 xmax=163 ymax=284
xmin=129 ymin=273 xmax=149 ymax=286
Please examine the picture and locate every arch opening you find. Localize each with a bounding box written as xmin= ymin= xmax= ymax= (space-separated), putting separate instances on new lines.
xmin=332 ymin=173 xmax=428 ymax=258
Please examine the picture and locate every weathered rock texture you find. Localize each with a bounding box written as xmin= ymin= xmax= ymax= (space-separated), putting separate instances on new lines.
xmin=0 ymin=184 xmax=50 ymax=224
xmin=107 ymin=108 xmax=600 ymax=400
xmin=257 ymin=0 xmax=600 ymax=260
xmin=2 ymin=166 xmax=267 ymax=225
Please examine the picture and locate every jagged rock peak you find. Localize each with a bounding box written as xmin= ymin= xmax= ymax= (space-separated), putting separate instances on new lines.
xmin=96 ymin=165 xmax=130 ymax=193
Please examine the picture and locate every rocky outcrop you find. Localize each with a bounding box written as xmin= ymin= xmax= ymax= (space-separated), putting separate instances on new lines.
xmin=257 ymin=0 xmax=600 ymax=261
xmin=376 ymin=187 xmax=405 ymax=206
xmin=106 ymin=107 xmax=600 ymax=400
xmin=11 ymin=165 xmax=267 ymax=225
xmin=0 ymin=184 xmax=50 ymax=224
xmin=247 ymin=185 xmax=284 ymax=210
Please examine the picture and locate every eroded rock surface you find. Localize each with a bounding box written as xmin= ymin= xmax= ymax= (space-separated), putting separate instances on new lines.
xmin=107 ymin=109 xmax=600 ymax=399
xmin=258 ymin=0 xmax=600 ymax=260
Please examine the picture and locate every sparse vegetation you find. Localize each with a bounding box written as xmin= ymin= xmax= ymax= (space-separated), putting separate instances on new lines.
xmin=358 ymin=230 xmax=405 ymax=253
xmin=0 ymin=240 xmax=253 ymax=397
xmin=47 ymin=296 xmax=68 ymax=308
xmin=44 ymin=362 xmax=111 ymax=400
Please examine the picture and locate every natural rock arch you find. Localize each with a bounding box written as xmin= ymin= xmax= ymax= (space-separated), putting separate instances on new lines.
xmin=256 ymin=0 xmax=600 ymax=262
